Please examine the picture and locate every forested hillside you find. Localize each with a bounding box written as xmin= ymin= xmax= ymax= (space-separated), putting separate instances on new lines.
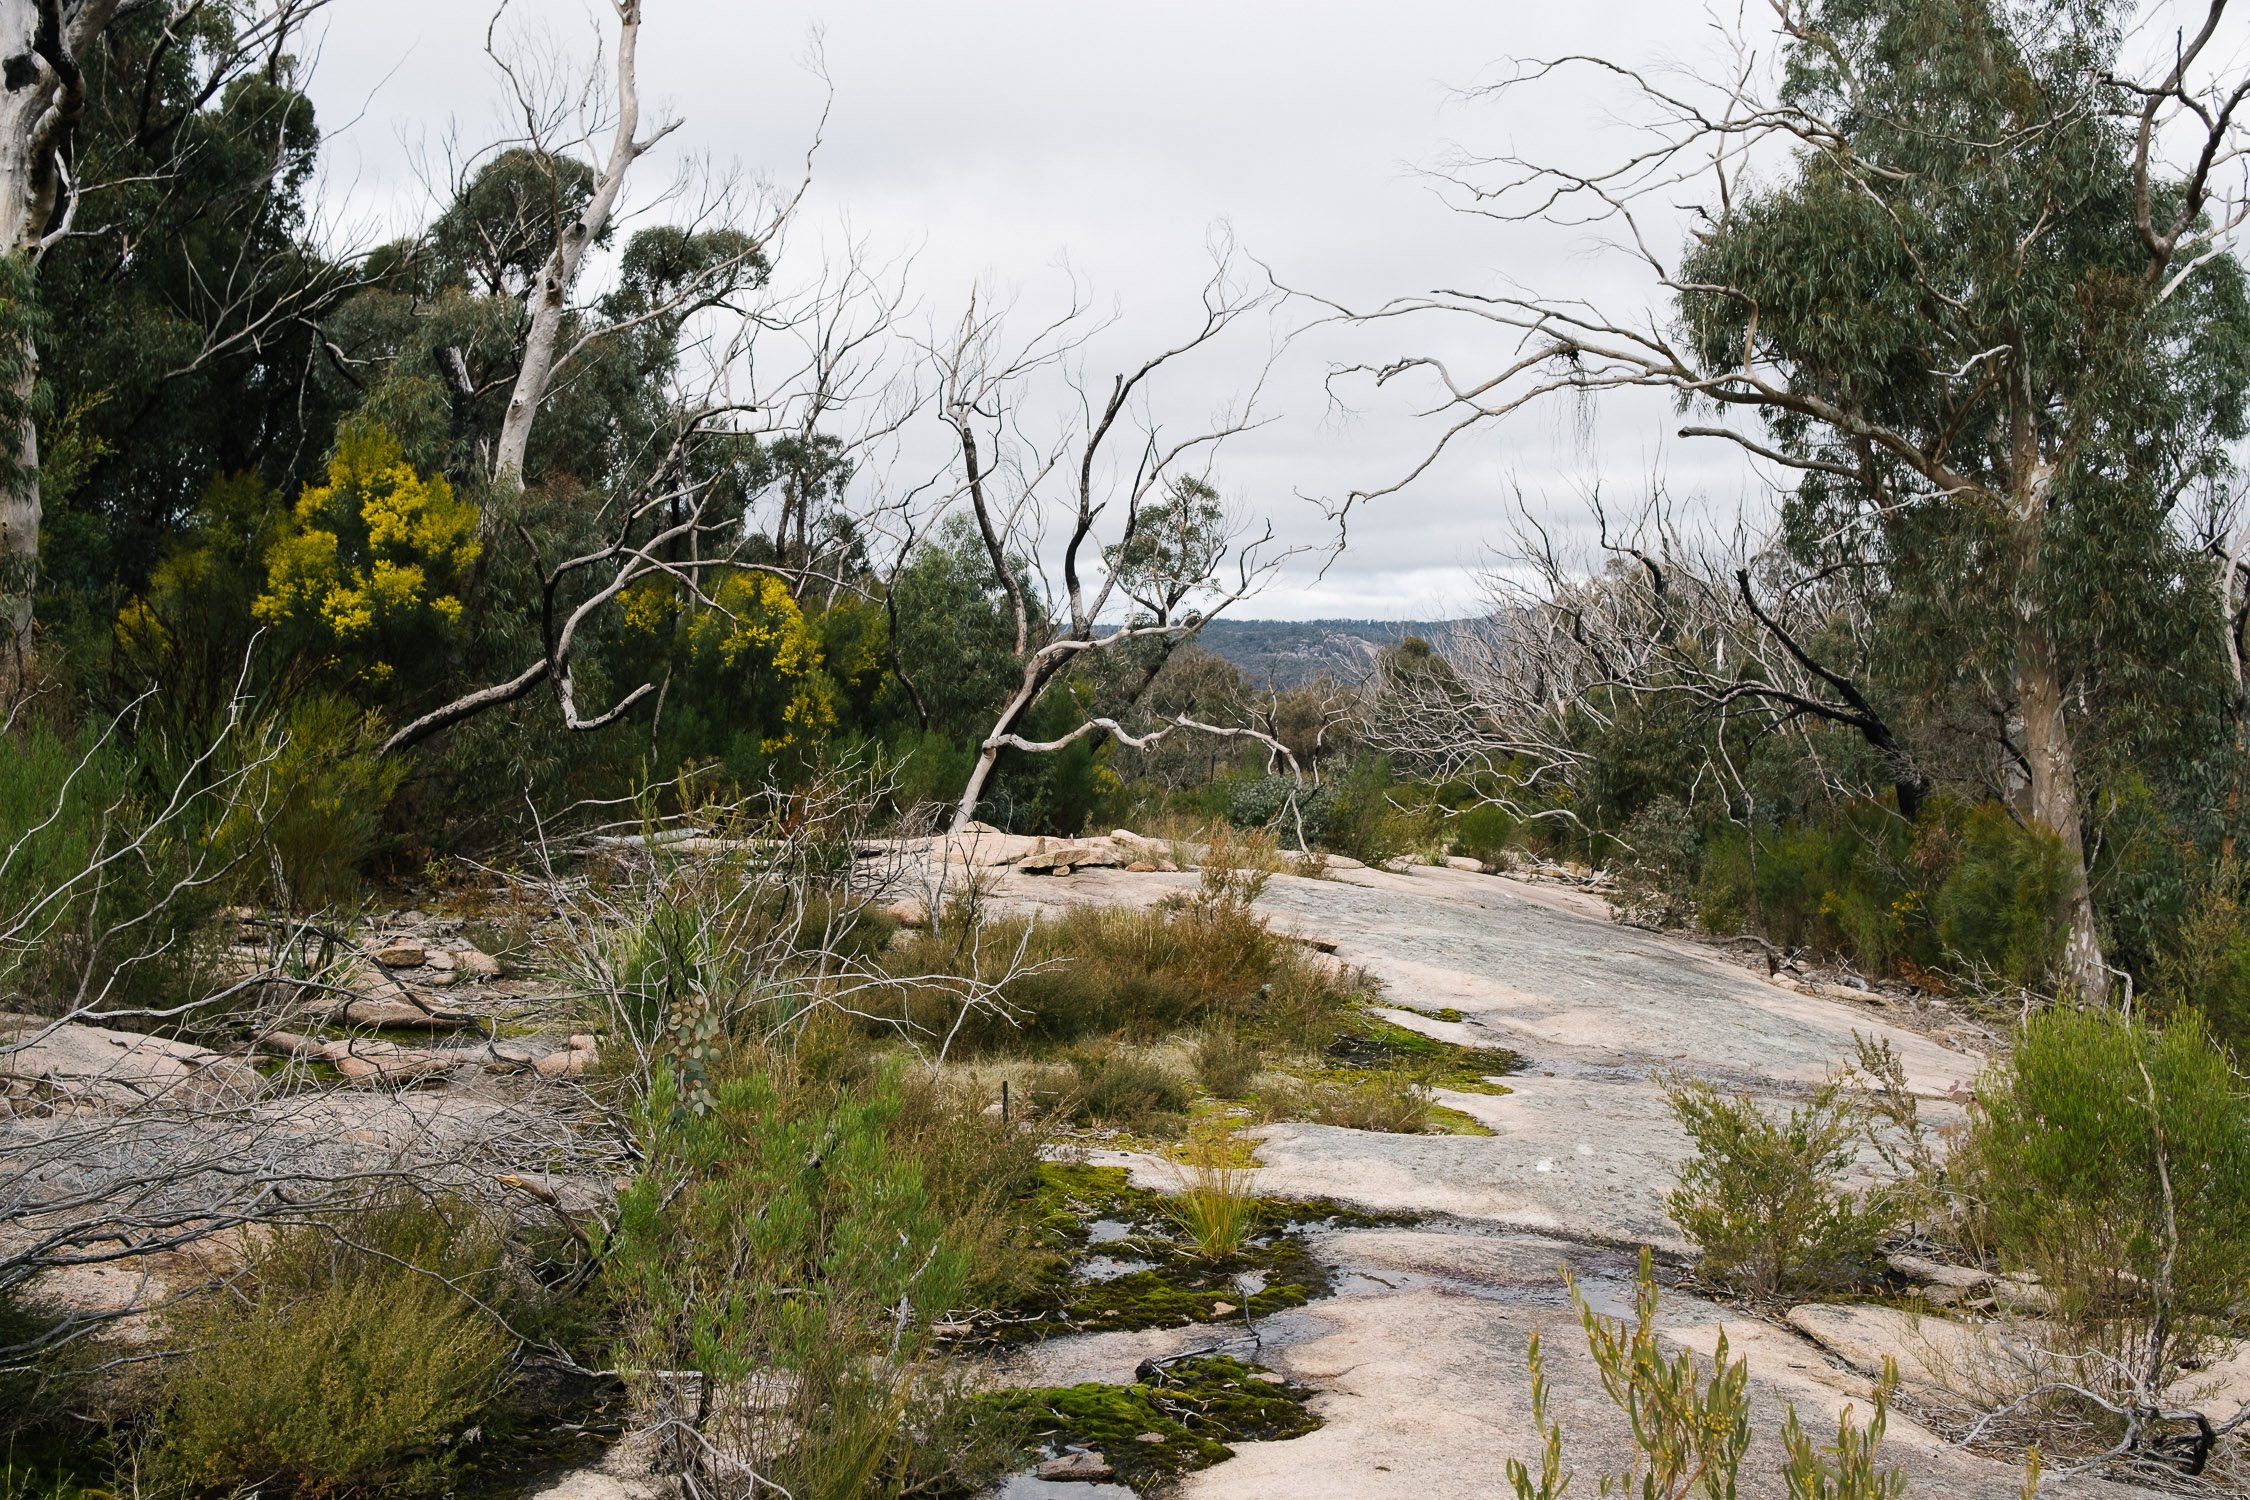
xmin=1190 ymin=618 xmax=1463 ymax=688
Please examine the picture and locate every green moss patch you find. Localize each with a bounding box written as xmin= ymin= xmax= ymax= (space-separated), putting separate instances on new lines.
xmin=1328 ymin=1011 xmax=1522 ymax=1093
xmin=1427 ymin=1102 xmax=1498 ymax=1136
xmin=962 ymin=1165 xmax=1406 ymax=1345
xmin=986 ymin=1355 xmax=1319 ymax=1489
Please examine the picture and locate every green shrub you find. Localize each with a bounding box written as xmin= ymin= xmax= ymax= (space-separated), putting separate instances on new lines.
xmin=1931 ymin=803 xmax=2071 ymax=988
xmin=1663 ymin=1074 xmax=1896 ymax=1300
xmin=1508 ymin=1250 xmax=1907 ymax=1500
xmin=1614 ymin=796 xmax=1700 ymax=925
xmin=0 ymin=724 xmax=226 ymax=1017
xmin=1693 ymin=804 xmax=1927 ymax=976
xmin=1317 ymin=756 xmax=1423 ymax=866
xmin=2153 ymin=854 xmax=2250 ymax=1054
xmin=221 ymin=695 xmax=404 ymax=912
xmin=605 ymin=1047 xmax=1033 ymax=1499
xmin=157 ymin=1194 xmax=510 ymax=1496
xmin=1452 ymin=802 xmax=1516 ymax=868
xmin=1961 ymin=1007 xmax=2250 ymax=1390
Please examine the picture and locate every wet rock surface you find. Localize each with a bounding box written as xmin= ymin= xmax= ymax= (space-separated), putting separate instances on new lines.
xmin=965 ymin=858 xmax=2160 ymax=1498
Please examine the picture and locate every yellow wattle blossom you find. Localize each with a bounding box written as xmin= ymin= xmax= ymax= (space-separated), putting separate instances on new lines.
xmin=621 ymin=583 xmax=676 ymax=635
xmin=682 ymin=571 xmax=835 ymax=753
xmin=253 ymin=425 xmax=480 ymax=675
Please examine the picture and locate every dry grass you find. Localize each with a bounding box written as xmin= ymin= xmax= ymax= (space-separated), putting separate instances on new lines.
xmin=1266 ymin=1067 xmax=1438 ymax=1133
xmin=878 ymin=899 xmax=1368 ymax=1054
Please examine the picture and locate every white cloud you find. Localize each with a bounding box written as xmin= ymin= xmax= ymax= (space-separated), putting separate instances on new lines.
xmin=305 ymin=0 xmax=1756 ymax=620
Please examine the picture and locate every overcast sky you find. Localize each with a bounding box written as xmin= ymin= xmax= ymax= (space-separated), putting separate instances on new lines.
xmin=295 ymin=4 xmax=1825 ymax=619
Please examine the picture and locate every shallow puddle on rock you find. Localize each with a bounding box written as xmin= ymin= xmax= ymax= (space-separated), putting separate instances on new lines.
xmin=1075 ymin=1254 xmax=1159 ymax=1282
xmin=1086 ymin=1217 xmax=1134 ymax=1244
xmin=990 ymin=1473 xmax=1137 ymax=1499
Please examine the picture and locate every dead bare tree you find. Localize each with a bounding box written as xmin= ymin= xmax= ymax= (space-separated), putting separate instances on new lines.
xmin=1366 ymin=486 xmax=1931 ymax=835
xmin=923 ymin=254 xmax=1323 ymax=833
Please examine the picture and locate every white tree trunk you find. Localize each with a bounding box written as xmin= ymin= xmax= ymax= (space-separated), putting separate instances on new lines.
xmin=950 ymin=664 xmax=1051 ymax=832
xmin=0 ymin=0 xmax=119 ymax=697
xmin=490 ymin=1 xmax=652 ymax=491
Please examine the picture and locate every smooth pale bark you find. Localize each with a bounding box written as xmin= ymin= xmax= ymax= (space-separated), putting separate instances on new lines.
xmin=0 ymin=0 xmax=119 ymax=696
xmin=490 ymin=1 xmax=654 ymax=492
xmin=950 ymin=653 xmax=1065 ymax=832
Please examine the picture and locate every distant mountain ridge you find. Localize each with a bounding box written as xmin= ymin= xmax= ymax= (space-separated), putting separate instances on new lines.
xmin=1190 ymin=617 xmax=1466 ymax=689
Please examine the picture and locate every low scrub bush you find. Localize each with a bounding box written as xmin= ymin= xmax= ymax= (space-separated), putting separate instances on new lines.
xmin=1233 ymin=755 xmax=1430 ymax=866
xmin=1959 ymin=1007 xmax=2250 ymax=1397
xmin=156 ymin=1193 xmax=511 ymax=1496
xmin=605 ymin=1044 xmax=1036 ymax=1498
xmin=1060 ymin=1045 xmax=1193 ymax=1127
xmin=1191 ymin=1023 xmax=1262 ymax=1098
xmin=1663 ymin=1073 xmax=1897 ymax=1300
xmin=1269 ymin=1067 xmax=1436 ymax=1134
xmin=1509 ymin=1249 xmax=1906 ymax=1500
xmin=878 ymin=900 xmax=1367 ymax=1054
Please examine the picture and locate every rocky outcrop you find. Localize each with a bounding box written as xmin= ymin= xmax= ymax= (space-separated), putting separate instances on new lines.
xmin=0 ymin=1019 xmax=262 ymax=1109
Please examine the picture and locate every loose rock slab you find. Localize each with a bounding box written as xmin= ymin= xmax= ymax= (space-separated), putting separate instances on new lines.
xmin=1 ymin=1019 xmax=261 ymax=1107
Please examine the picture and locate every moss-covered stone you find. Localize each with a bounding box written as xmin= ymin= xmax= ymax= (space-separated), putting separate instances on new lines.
xmin=986 ymin=1355 xmax=1319 ymax=1488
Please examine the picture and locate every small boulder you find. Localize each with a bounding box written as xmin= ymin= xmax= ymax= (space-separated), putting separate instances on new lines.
xmin=335 ymin=996 xmax=469 ymax=1030
xmin=1035 ymin=1450 xmax=1115 ymax=1482
xmin=536 ymin=1042 xmax=597 ymax=1078
xmin=326 ymin=1039 xmax=460 ymax=1085
xmin=372 ymin=939 xmax=426 ymax=968
xmin=455 ymin=949 xmax=502 ymax=979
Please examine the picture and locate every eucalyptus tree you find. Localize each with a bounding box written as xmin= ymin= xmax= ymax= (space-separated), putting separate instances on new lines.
xmin=330 ymin=4 xmax=899 ymax=757
xmin=0 ymin=0 xmax=330 ymax=698
xmin=1347 ymin=0 xmax=2250 ymax=997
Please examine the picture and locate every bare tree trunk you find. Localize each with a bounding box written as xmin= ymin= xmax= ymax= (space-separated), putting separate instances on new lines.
xmin=490 ymin=0 xmax=661 ymax=492
xmin=2016 ymin=573 xmax=2106 ymax=998
xmin=0 ymin=0 xmax=117 ymax=698
xmin=2011 ymin=387 xmax=2107 ymax=999
xmin=951 ymin=659 xmax=1059 ymax=831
